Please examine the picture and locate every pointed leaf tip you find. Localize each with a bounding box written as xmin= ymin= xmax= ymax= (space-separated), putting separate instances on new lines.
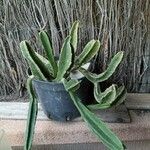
xmin=56 ymin=36 xmax=72 ymax=81
xmin=70 ymin=21 xmax=79 ymax=52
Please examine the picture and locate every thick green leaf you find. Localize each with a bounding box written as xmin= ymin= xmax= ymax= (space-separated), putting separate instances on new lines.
xmin=65 ymin=44 xmax=75 ymax=76
xmin=62 ymin=78 xmax=81 ymax=92
xmin=35 ymin=52 xmax=53 ymax=75
xmin=79 ymin=67 xmax=97 ymax=83
xmin=94 ymin=83 xmax=101 ymax=101
xmin=79 ymin=51 xmax=124 ymax=83
xmin=27 ymin=52 xmax=53 ymax=76
xmin=69 ymin=92 xmax=124 ymax=150
xmin=24 ymin=76 xmax=38 ymax=150
xmin=89 ymin=86 xmax=127 ymax=110
xmin=111 ymin=86 xmax=127 ymax=107
xmin=55 ymin=36 xmax=72 ymax=81
xmin=75 ymin=40 xmax=100 ymax=68
xmin=94 ymin=84 xmax=116 ymax=105
xmin=94 ymin=83 xmax=116 ymax=104
xmin=69 ymin=21 xmax=79 ymax=52
xmin=39 ymin=31 xmax=58 ymax=77
xmin=88 ymin=103 xmax=110 ymax=110
xmin=25 ymin=42 xmax=54 ymax=80
xmin=93 ymin=82 xmax=101 ymax=99
xmin=20 ymin=41 xmax=46 ymax=80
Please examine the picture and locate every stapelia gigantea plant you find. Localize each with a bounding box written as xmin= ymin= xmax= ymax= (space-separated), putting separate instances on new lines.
xmin=20 ymin=21 xmax=126 ymax=150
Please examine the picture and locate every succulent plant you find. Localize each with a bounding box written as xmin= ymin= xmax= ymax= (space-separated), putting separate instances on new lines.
xmin=20 ymin=21 xmax=126 ymax=150
xmin=20 ymin=21 xmax=100 ymax=82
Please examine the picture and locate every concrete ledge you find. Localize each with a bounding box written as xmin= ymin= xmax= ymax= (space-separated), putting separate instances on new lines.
xmin=1 ymin=110 xmax=150 ymax=147
xmin=12 ymin=141 xmax=150 ymax=150
xmin=1 ymin=93 xmax=150 ymax=148
xmin=0 ymin=102 xmax=130 ymax=122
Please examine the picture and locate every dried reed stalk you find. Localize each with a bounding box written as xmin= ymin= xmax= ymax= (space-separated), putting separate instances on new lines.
xmin=0 ymin=0 xmax=149 ymax=97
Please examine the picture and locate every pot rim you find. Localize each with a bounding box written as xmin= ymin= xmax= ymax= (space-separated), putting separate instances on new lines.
xmin=32 ymin=75 xmax=86 ymax=86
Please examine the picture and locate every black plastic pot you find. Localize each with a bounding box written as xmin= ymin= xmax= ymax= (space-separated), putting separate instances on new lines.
xmin=32 ymin=78 xmax=93 ymax=122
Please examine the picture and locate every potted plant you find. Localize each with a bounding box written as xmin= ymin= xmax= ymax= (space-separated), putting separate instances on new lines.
xmin=20 ymin=21 xmax=126 ymax=150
